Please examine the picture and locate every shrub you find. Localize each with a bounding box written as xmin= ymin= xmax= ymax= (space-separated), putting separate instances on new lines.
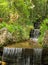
xmin=38 ymin=18 xmax=48 ymax=44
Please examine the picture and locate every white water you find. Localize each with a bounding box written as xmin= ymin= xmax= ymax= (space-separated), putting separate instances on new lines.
xmin=32 ymin=29 xmax=40 ymax=42
xmin=2 ymin=48 xmax=42 ymax=65
xmin=33 ymin=48 xmax=42 ymax=65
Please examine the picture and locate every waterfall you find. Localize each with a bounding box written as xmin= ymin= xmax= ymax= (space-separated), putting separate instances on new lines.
xmin=33 ymin=29 xmax=40 ymax=42
xmin=31 ymin=21 xmax=41 ymax=42
xmin=2 ymin=47 xmax=22 ymax=65
xmin=30 ymin=29 xmax=40 ymax=42
xmin=2 ymin=47 xmax=43 ymax=65
xmin=34 ymin=29 xmax=40 ymax=38
xmin=2 ymin=48 xmax=33 ymax=65
xmin=33 ymin=48 xmax=42 ymax=65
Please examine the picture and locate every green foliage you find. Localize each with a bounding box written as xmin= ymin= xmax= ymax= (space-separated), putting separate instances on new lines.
xmin=0 ymin=22 xmax=31 ymax=42
xmin=38 ymin=18 xmax=48 ymax=43
xmin=0 ymin=0 xmax=48 ymax=23
xmin=0 ymin=0 xmax=48 ymax=43
xmin=0 ymin=0 xmax=10 ymax=22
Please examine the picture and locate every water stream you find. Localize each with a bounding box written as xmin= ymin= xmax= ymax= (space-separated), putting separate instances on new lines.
xmin=30 ymin=29 xmax=40 ymax=42
xmin=2 ymin=47 xmax=43 ymax=65
xmin=33 ymin=48 xmax=42 ymax=65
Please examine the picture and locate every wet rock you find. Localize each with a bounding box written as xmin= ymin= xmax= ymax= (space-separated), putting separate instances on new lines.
xmin=42 ymin=48 xmax=48 ymax=65
xmin=0 ymin=28 xmax=14 ymax=46
xmin=43 ymin=30 xmax=48 ymax=47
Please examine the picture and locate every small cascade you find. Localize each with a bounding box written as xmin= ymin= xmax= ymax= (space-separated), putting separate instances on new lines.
xmin=2 ymin=48 xmax=43 ymax=65
xmin=30 ymin=29 xmax=40 ymax=42
xmin=33 ymin=29 xmax=40 ymax=42
xmin=30 ymin=21 xmax=41 ymax=42
xmin=34 ymin=29 xmax=40 ymax=38
xmin=2 ymin=47 xmax=22 ymax=65
xmin=33 ymin=48 xmax=42 ymax=65
xmin=2 ymin=48 xmax=33 ymax=65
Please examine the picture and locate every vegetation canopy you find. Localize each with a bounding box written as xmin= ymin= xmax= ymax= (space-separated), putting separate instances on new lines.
xmin=0 ymin=0 xmax=48 ymax=47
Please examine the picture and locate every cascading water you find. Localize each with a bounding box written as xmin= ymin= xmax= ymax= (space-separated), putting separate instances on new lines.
xmin=34 ymin=29 xmax=40 ymax=41
xmin=34 ymin=29 xmax=40 ymax=38
xmin=2 ymin=48 xmax=33 ymax=65
xmin=30 ymin=21 xmax=41 ymax=42
xmin=2 ymin=47 xmax=43 ymax=65
xmin=31 ymin=29 xmax=40 ymax=42
xmin=2 ymin=48 xmax=22 ymax=65
xmin=33 ymin=48 xmax=42 ymax=65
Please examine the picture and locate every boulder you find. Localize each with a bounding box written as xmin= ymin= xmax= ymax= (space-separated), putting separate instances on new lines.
xmin=0 ymin=28 xmax=14 ymax=46
xmin=43 ymin=30 xmax=48 ymax=47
